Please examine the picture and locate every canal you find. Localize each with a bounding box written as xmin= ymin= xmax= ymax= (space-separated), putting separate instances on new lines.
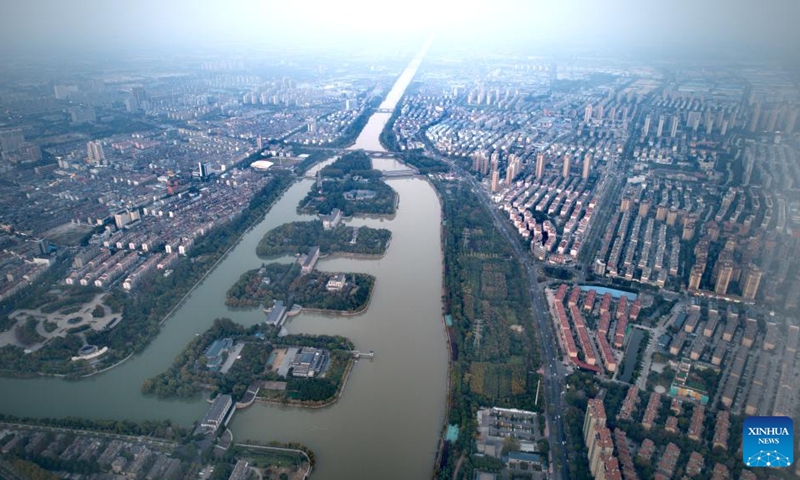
xmin=0 ymin=41 xmax=447 ymax=480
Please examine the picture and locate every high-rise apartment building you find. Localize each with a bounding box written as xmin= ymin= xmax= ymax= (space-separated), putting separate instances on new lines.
xmin=742 ymin=265 xmax=762 ymax=301
xmin=535 ymin=152 xmax=545 ymax=178
xmin=0 ymin=128 xmax=25 ymax=153
xmin=749 ymin=102 xmax=761 ymax=132
xmin=86 ymin=141 xmax=105 ymax=165
xmin=582 ymin=153 xmax=592 ymax=180
xmin=490 ymin=169 xmax=500 ymax=192
xmin=715 ymin=261 xmax=734 ymax=295
xmin=689 ymin=266 xmax=703 ymax=290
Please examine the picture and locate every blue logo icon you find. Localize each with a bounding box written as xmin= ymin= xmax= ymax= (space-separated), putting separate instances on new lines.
xmin=743 ymin=416 xmax=794 ymax=468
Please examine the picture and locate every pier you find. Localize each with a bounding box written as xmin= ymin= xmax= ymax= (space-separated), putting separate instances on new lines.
xmin=350 ymin=350 xmax=375 ymax=359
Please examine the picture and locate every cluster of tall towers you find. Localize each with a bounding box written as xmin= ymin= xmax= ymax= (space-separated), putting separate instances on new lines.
xmin=473 ymin=151 xmax=522 ymax=192
xmin=86 ymin=141 xmax=105 ymax=166
xmin=561 ymin=152 xmax=592 ymax=180
xmin=519 ymin=150 xmax=593 ymax=182
xmin=474 ymin=147 xmax=593 ymax=193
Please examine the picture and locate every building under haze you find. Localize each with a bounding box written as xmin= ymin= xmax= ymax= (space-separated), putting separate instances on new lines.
xmin=0 ymin=128 xmax=40 ymax=164
xmin=87 ymin=141 xmax=105 ymax=166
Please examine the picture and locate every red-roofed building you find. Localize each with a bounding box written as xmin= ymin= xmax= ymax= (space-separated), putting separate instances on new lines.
xmin=686 ymin=451 xmax=704 ymax=477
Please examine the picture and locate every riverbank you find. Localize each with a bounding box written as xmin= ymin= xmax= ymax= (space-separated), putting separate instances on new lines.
xmin=428 ymin=175 xmax=456 ymax=477
xmin=75 ymin=175 xmax=296 ymax=380
xmin=299 ymin=287 xmax=374 ymax=317
xmin=254 ymin=355 xmax=356 ymax=410
xmin=0 ymin=173 xmax=298 ymax=380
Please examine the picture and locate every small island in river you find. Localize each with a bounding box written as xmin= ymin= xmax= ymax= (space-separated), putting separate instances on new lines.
xmin=256 ymin=219 xmax=391 ymax=258
xmin=141 ymin=318 xmax=355 ymax=407
xmin=298 ymin=150 xmax=397 ymax=216
xmin=226 ymin=263 xmax=374 ymax=313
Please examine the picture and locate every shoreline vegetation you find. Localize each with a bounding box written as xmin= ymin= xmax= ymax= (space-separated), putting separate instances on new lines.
xmin=378 ymin=111 xmax=542 ymax=479
xmin=431 ymin=173 xmax=543 ymax=479
xmin=141 ymin=318 xmax=355 ymax=407
xmin=0 ymin=171 xmax=297 ymax=379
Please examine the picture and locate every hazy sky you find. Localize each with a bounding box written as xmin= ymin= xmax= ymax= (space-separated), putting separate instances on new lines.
xmin=2 ymin=0 xmax=799 ymax=56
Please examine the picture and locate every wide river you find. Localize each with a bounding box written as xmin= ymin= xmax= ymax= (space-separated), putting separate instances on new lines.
xmin=0 ymin=41 xmax=447 ymax=479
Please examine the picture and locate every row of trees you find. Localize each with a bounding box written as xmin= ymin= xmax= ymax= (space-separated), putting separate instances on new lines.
xmin=0 ymin=414 xmax=187 ymax=441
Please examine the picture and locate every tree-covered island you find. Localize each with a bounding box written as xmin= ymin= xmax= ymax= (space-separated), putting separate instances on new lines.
xmin=225 ymin=263 xmax=374 ymax=313
xmin=141 ymin=318 xmax=355 ymax=406
xmin=298 ymin=150 xmax=397 ymax=216
xmin=255 ymin=220 xmax=391 ymax=258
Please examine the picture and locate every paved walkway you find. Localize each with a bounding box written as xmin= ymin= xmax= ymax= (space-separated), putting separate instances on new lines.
xmin=0 ymin=293 xmax=117 ymax=351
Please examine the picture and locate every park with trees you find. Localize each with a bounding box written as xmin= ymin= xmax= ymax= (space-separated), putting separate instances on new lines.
xmin=141 ymin=318 xmax=354 ymax=406
xmin=429 ymin=176 xmax=543 ymax=480
xmin=256 ymin=220 xmax=390 ymax=258
xmin=226 ymin=263 xmax=374 ymax=313
xmin=298 ymin=151 xmax=397 ymax=216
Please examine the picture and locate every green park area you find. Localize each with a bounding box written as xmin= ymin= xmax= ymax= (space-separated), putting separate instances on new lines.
xmin=298 ymin=151 xmax=397 ymax=216
xmin=431 ymin=174 xmax=543 ymax=479
xmin=256 ymin=220 xmax=390 ymax=258
xmin=141 ymin=318 xmax=354 ymax=405
xmin=226 ymin=263 xmax=374 ymax=313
